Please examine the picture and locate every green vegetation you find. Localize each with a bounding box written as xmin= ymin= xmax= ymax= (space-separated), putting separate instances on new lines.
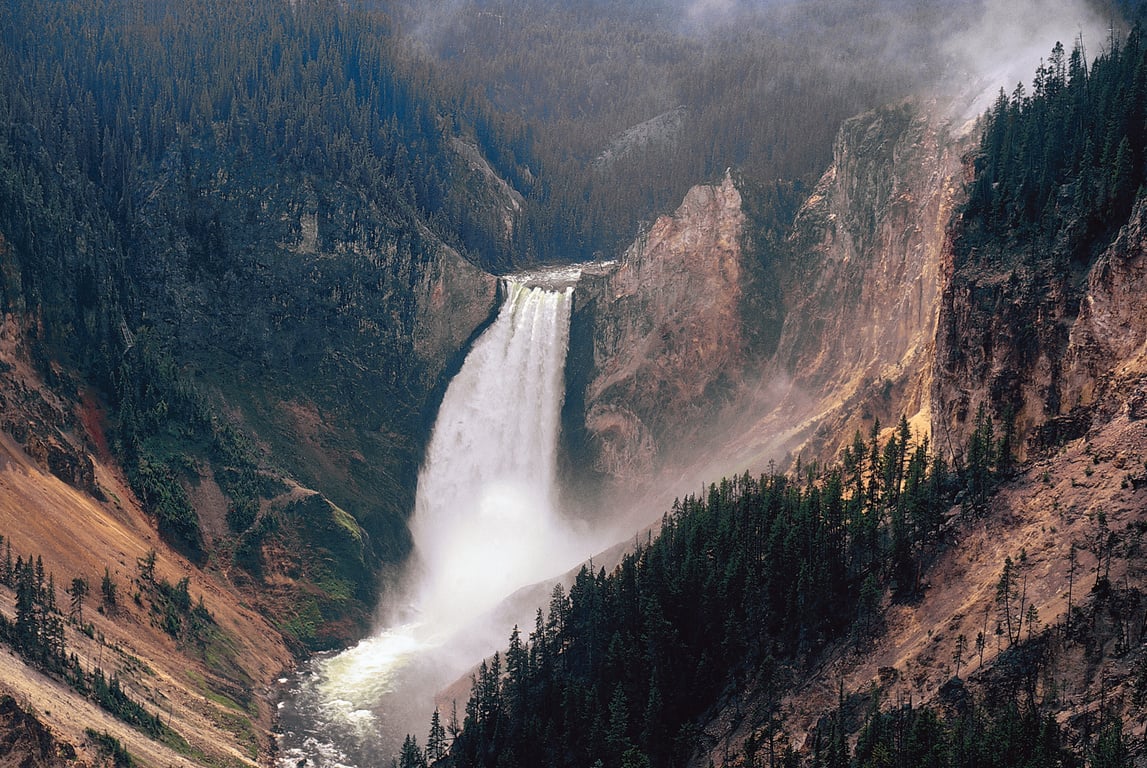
xmin=85 ymin=729 xmax=135 ymax=768
xmin=0 ymin=0 xmax=519 ymax=612
xmin=963 ymin=28 xmax=1147 ymax=267
xmin=0 ymin=534 xmax=252 ymax=748
xmin=415 ymin=30 xmax=1147 ymax=764
xmin=131 ymin=550 xmax=254 ymax=698
xmin=0 ymin=539 xmax=171 ymax=741
xmin=417 ymin=411 xmax=1136 ymax=768
xmin=439 ymin=420 xmax=962 ymax=768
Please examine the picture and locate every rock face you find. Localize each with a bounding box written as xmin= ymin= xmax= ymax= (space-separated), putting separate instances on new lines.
xmin=0 ymin=316 xmax=98 ymax=497
xmin=568 ymin=171 xmax=746 ymax=485
xmin=570 ymin=101 xmax=967 ymax=500
xmin=2 ymin=137 xmax=500 ymax=646
xmin=931 ymin=171 xmax=1147 ymax=460
xmin=767 ymin=101 xmax=964 ymax=457
xmin=1063 ymin=198 xmax=1147 ymax=416
xmin=413 ymin=242 xmax=500 ymax=370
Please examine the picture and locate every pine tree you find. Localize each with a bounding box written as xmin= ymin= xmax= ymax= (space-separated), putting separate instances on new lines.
xmin=15 ymin=558 xmax=39 ymax=654
xmin=101 ymin=567 xmax=118 ymax=613
xmin=426 ymin=707 xmax=447 ymax=764
xmin=397 ymin=735 xmax=426 ymax=768
xmin=995 ymin=557 xmax=1020 ymax=645
xmin=137 ymin=550 xmax=156 ymax=584
xmin=69 ymin=576 xmax=89 ymax=623
xmin=1 ymin=538 xmax=11 ymax=586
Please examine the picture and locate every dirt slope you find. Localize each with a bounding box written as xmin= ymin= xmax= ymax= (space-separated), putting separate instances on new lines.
xmin=0 ymin=318 xmax=292 ymax=767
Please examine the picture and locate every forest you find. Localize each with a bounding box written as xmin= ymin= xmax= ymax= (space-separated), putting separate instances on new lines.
xmin=0 ymin=0 xmax=540 ymax=636
xmin=402 ymin=417 xmax=982 ymax=768
xmin=411 ymin=415 xmax=1134 ymax=768
xmin=0 ymin=0 xmax=962 ymax=644
xmin=381 ymin=0 xmax=950 ymax=260
xmin=962 ymin=25 xmax=1147 ymax=266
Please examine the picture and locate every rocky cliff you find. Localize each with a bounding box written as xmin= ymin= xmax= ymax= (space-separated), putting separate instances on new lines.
xmin=576 ymin=96 xmax=1147 ymax=766
xmin=1063 ymin=198 xmax=1147 ymax=417
xmin=762 ymin=100 xmax=964 ymax=458
xmin=933 ymin=163 xmax=1147 ymax=463
xmin=570 ymin=100 xmax=967 ymax=511
xmin=567 ymin=171 xmax=747 ymax=489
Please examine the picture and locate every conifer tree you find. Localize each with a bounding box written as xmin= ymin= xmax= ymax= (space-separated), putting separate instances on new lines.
xmin=426 ymin=707 xmax=447 ymax=764
xmin=69 ymin=576 xmax=89 ymax=623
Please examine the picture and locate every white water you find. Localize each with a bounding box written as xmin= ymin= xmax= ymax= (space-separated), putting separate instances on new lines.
xmin=278 ymin=278 xmax=587 ymax=767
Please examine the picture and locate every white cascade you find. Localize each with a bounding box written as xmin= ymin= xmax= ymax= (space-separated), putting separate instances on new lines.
xmin=277 ymin=278 xmax=582 ymax=768
xmin=407 ymin=279 xmax=577 ymax=637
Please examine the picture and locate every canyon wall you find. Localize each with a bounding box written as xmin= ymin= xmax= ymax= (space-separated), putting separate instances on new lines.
xmin=1063 ymin=198 xmax=1147 ymax=418
xmin=932 ymin=164 xmax=1147 ymax=462
xmin=570 ymin=100 xmax=967 ymax=505
xmin=762 ymin=100 xmax=964 ymax=458
xmin=567 ymin=171 xmax=747 ymax=486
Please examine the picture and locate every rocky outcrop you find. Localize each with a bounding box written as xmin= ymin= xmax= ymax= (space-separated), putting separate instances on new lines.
xmin=568 ymin=171 xmax=747 ymax=483
xmin=593 ymin=107 xmax=688 ymax=170
xmin=568 ymin=102 xmax=967 ymax=500
xmin=413 ymin=242 xmax=499 ymax=370
xmin=1063 ymin=198 xmax=1147 ymax=418
xmin=0 ymin=316 xmax=98 ymax=497
xmin=450 ymin=138 xmax=526 ymax=249
xmin=932 ymin=166 xmax=1147 ymax=461
xmin=0 ymin=695 xmax=76 ymax=768
xmin=130 ymin=144 xmax=497 ymax=557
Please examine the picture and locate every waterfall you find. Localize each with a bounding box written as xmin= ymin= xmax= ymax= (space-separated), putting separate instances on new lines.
xmin=277 ymin=277 xmax=584 ymax=768
xmin=408 ymin=280 xmax=576 ymax=636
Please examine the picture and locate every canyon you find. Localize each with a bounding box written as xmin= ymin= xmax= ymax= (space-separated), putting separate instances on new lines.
xmin=3 ymin=33 xmax=1147 ymax=768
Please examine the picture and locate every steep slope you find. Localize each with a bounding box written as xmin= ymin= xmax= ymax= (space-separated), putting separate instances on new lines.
xmin=0 ymin=1 xmax=515 ymax=763
xmin=0 ymin=0 xmax=507 ymax=654
xmin=705 ymin=197 xmax=1147 ymax=759
xmin=750 ymin=100 xmax=965 ymax=461
xmin=0 ymin=320 xmax=293 ymax=767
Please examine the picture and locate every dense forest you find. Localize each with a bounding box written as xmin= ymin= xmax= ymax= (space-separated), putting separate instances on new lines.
xmin=382 ymin=0 xmax=950 ymax=259
xmin=0 ymin=0 xmax=987 ymax=648
xmin=415 ymin=419 xmax=1133 ymax=768
xmin=962 ymin=26 xmax=1147 ymax=266
xmin=0 ymin=0 xmax=540 ymax=640
xmin=410 ymin=418 xmax=991 ymax=768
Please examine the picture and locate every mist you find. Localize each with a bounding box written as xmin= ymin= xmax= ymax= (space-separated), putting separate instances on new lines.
xmin=400 ymin=280 xmax=597 ymax=640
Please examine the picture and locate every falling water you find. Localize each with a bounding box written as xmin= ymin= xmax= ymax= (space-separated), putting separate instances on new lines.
xmin=406 ymin=280 xmax=576 ymax=635
xmin=277 ymin=277 xmax=586 ymax=767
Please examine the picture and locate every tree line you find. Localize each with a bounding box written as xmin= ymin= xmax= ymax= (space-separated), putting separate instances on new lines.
xmin=394 ymin=0 xmax=943 ymax=262
xmin=0 ymin=0 xmax=523 ymax=584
